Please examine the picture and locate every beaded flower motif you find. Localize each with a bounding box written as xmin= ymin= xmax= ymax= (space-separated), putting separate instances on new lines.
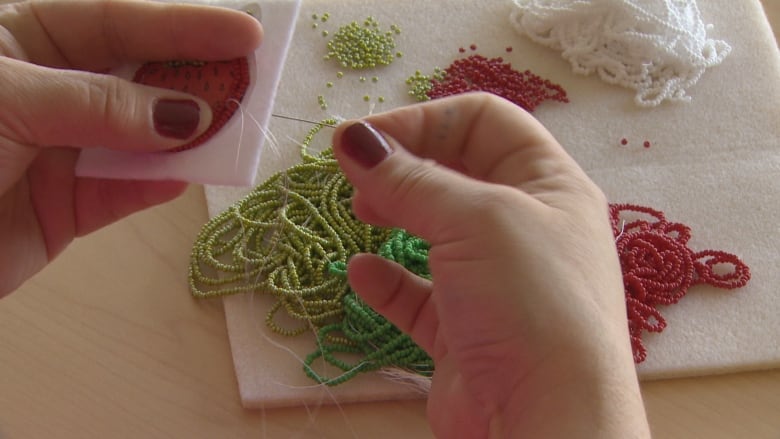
xmin=610 ymin=204 xmax=751 ymax=363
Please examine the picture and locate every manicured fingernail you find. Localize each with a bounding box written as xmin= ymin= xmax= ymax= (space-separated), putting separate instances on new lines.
xmin=340 ymin=121 xmax=393 ymax=168
xmin=153 ymin=99 xmax=201 ymax=140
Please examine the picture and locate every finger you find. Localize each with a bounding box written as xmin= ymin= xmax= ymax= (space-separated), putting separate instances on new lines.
xmin=26 ymin=148 xmax=187 ymax=259
xmin=337 ymin=92 xmax=585 ymax=190
xmin=0 ymin=57 xmax=213 ymax=151
xmin=333 ymin=116 xmax=529 ymax=241
xmin=74 ymin=179 xmax=188 ymax=237
xmin=4 ymin=0 xmax=263 ymax=69
xmin=347 ymin=253 xmax=439 ymax=354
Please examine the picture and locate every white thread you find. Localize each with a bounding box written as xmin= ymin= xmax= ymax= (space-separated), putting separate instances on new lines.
xmin=509 ymin=0 xmax=731 ymax=106
xmin=228 ymin=98 xmax=282 ymax=172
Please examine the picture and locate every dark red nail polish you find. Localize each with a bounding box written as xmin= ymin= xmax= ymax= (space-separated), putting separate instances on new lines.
xmin=340 ymin=121 xmax=393 ymax=168
xmin=153 ymin=99 xmax=200 ymax=139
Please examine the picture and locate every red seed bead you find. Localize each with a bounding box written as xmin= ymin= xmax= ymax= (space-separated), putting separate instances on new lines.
xmin=621 ymin=138 xmax=628 ymax=145
xmin=644 ymin=140 xmax=651 ymax=148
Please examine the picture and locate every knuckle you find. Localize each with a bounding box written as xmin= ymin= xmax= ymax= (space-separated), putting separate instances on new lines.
xmin=85 ymin=74 xmax=137 ymax=131
xmin=387 ymin=158 xmax=441 ymax=205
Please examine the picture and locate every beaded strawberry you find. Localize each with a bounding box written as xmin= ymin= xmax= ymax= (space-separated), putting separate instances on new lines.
xmin=133 ymin=58 xmax=251 ymax=152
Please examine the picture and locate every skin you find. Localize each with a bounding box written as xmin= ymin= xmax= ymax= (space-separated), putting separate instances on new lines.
xmin=332 ymin=93 xmax=651 ymax=438
xmin=0 ymin=0 xmax=263 ymax=295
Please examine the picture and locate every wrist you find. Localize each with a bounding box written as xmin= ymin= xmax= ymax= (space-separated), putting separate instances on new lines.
xmin=491 ymin=333 xmax=650 ymax=438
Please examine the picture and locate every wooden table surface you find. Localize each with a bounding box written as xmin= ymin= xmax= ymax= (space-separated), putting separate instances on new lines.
xmin=2 ymin=3 xmax=779 ymax=438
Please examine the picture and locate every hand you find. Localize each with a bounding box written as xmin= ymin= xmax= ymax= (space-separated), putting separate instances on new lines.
xmin=332 ymin=93 xmax=650 ymax=438
xmin=0 ymin=0 xmax=262 ymax=297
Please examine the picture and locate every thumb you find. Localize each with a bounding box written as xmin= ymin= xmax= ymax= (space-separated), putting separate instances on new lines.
xmin=0 ymin=57 xmax=213 ymax=152
xmin=333 ymin=121 xmax=502 ymax=242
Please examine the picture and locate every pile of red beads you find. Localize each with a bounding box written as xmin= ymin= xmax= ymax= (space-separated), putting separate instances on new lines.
xmin=424 ymin=53 xmax=569 ymax=112
xmin=610 ymin=204 xmax=751 ymax=363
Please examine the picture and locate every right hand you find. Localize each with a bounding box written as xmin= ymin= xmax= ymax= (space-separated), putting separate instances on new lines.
xmin=332 ymin=93 xmax=650 ymax=438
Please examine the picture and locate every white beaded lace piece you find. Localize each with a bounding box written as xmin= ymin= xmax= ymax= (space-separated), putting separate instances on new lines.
xmin=509 ymin=0 xmax=731 ymax=107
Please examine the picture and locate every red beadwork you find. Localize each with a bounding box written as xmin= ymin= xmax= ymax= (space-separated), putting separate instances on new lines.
xmin=609 ymin=203 xmax=751 ymax=363
xmin=133 ymin=57 xmax=251 ymax=152
xmin=426 ymin=54 xmax=569 ymax=112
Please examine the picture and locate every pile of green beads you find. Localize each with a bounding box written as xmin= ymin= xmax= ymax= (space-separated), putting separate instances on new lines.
xmin=189 ymin=119 xmax=391 ymax=335
xmin=304 ymin=229 xmax=434 ymax=385
xmin=406 ymin=68 xmax=445 ymax=101
xmin=325 ymin=16 xmax=401 ymax=69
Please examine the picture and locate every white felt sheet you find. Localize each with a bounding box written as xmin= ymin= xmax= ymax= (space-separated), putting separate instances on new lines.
xmin=203 ymin=0 xmax=780 ymax=407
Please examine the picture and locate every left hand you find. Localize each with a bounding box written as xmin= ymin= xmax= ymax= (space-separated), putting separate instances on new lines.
xmin=0 ymin=0 xmax=263 ymax=297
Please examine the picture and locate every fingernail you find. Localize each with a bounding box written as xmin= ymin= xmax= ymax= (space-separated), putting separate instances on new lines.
xmin=340 ymin=121 xmax=393 ymax=169
xmin=153 ymin=99 xmax=201 ymax=140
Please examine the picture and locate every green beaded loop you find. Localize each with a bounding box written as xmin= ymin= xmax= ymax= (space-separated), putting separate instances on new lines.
xmin=303 ymin=230 xmax=434 ymax=385
xmin=189 ymin=119 xmax=391 ymax=334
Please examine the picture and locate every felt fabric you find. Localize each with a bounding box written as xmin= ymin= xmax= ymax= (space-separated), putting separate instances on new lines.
xmin=204 ymin=0 xmax=780 ymax=407
xmin=75 ymin=0 xmax=301 ymax=186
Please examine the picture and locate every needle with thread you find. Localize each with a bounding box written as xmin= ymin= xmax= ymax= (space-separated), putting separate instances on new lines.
xmin=271 ymin=114 xmax=338 ymax=128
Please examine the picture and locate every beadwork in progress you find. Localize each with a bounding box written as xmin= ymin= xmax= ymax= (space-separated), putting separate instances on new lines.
xmin=190 ymin=114 xmax=751 ymax=385
xmin=510 ymin=0 xmax=732 ymax=106
xmin=406 ymin=46 xmax=569 ymax=112
xmin=610 ymin=204 xmax=751 ymax=362
xmin=133 ymin=58 xmax=251 ymax=152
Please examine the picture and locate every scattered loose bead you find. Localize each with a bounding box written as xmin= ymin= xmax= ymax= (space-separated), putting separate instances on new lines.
xmin=326 ymin=81 xmax=333 ymax=88
xmin=359 ymin=76 xmax=366 ymax=82
xmin=322 ymin=30 xmax=329 ymax=37
xmin=506 ymin=46 xmax=513 ymax=52
xmin=643 ymin=140 xmax=651 ymax=148
xmin=621 ymin=138 xmax=628 ymax=146
xmin=470 ymin=43 xmax=477 ymax=50
xmin=371 ymin=76 xmax=379 ymax=83
xmin=363 ymin=95 xmax=370 ymax=101
xmin=377 ymin=96 xmax=385 ymax=103
xmin=336 ymin=71 xmax=344 ymax=78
